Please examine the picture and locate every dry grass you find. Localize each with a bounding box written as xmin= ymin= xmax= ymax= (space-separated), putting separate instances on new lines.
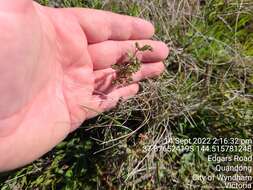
xmin=1 ymin=0 xmax=253 ymax=189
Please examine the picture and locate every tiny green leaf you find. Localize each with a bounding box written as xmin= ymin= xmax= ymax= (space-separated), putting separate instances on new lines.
xmin=139 ymin=45 xmax=153 ymax=52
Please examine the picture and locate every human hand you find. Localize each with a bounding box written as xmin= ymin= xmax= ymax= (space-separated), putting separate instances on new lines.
xmin=0 ymin=1 xmax=169 ymax=171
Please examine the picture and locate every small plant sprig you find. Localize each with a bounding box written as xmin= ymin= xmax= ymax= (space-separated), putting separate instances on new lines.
xmin=111 ymin=42 xmax=153 ymax=85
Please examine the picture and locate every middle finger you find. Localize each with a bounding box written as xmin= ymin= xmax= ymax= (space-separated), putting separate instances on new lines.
xmin=88 ymin=40 xmax=169 ymax=70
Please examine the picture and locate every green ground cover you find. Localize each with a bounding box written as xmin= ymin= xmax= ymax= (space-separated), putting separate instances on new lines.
xmin=1 ymin=0 xmax=253 ymax=189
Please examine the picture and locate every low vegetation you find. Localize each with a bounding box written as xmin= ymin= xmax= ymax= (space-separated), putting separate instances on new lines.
xmin=1 ymin=0 xmax=252 ymax=189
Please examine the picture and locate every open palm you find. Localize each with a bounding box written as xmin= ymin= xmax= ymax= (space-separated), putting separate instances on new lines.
xmin=0 ymin=1 xmax=168 ymax=172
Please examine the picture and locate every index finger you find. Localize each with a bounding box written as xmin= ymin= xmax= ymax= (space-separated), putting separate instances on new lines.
xmin=68 ymin=8 xmax=155 ymax=43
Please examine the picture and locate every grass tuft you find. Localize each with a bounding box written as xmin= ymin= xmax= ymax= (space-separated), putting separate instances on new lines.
xmin=1 ymin=0 xmax=253 ymax=189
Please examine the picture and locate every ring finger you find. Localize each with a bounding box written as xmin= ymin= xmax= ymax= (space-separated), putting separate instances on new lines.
xmin=94 ymin=61 xmax=165 ymax=94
